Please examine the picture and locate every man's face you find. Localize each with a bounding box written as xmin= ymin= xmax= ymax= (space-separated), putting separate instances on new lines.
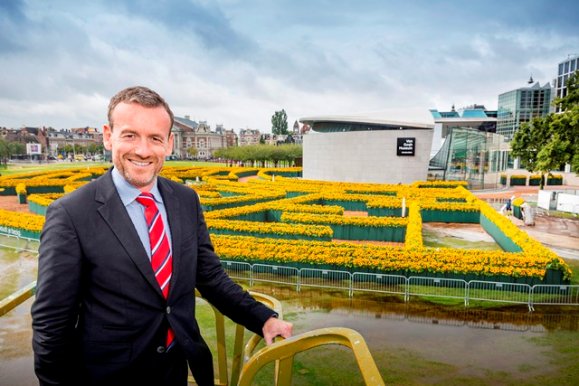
xmin=103 ymin=102 xmax=174 ymax=192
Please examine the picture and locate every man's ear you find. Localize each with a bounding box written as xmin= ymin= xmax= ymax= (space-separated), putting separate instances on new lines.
xmin=103 ymin=124 xmax=112 ymax=151
xmin=165 ymin=132 xmax=174 ymax=156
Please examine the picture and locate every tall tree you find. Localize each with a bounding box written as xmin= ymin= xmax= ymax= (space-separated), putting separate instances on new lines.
xmin=271 ymin=109 xmax=289 ymax=135
xmin=511 ymin=71 xmax=579 ymax=185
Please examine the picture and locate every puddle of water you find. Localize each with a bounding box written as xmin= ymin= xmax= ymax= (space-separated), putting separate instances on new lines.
xmin=0 ymin=298 xmax=36 ymax=386
xmin=0 ymin=248 xmax=37 ymax=300
xmin=2 ymin=245 xmax=577 ymax=384
xmin=253 ymin=285 xmax=579 ymax=380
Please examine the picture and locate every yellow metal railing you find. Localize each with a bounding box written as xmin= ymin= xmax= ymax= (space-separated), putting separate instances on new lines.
xmin=190 ymin=290 xmax=284 ymax=386
xmin=1 ymin=283 xmax=384 ymax=385
xmin=0 ymin=280 xmax=36 ymax=317
xmin=238 ymin=327 xmax=385 ymax=386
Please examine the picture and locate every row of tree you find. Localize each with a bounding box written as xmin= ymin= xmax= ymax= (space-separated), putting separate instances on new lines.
xmin=0 ymin=140 xmax=26 ymax=166
xmin=0 ymin=139 xmax=105 ymax=166
xmin=213 ymin=144 xmax=302 ymax=167
xmin=511 ymin=71 xmax=579 ymax=188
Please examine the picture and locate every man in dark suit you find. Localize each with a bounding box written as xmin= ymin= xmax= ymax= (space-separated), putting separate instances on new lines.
xmin=31 ymin=86 xmax=292 ymax=386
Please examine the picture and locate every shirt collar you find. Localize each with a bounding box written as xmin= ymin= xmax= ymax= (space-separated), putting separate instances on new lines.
xmin=111 ymin=167 xmax=162 ymax=206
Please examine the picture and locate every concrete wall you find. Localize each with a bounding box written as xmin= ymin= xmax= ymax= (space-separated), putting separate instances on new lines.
xmin=303 ymin=129 xmax=433 ymax=184
xmin=557 ymin=193 xmax=579 ymax=214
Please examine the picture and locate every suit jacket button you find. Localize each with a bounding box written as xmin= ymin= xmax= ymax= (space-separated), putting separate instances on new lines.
xmin=166 ymin=306 xmax=171 ymax=314
xmin=157 ymin=346 xmax=166 ymax=354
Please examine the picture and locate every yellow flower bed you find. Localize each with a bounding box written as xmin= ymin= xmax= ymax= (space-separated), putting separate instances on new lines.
xmin=27 ymin=193 xmax=64 ymax=207
xmin=201 ymin=191 xmax=285 ymax=208
xmin=212 ymin=235 xmax=552 ymax=278
xmin=257 ymin=167 xmax=302 ymax=180
xmin=366 ymin=196 xmax=402 ymax=209
xmin=419 ymin=201 xmax=479 ymax=212
xmin=0 ymin=209 xmax=45 ymax=233
xmin=405 ymin=202 xmax=423 ymax=250
xmin=411 ymin=181 xmax=468 ymax=189
xmin=0 ymin=166 xmax=572 ymax=282
xmin=207 ymin=219 xmax=333 ymax=239
xmin=281 ymin=212 xmax=408 ymax=228
xmin=270 ymin=203 xmax=344 ymax=216
xmin=16 ymin=183 xmax=27 ymax=195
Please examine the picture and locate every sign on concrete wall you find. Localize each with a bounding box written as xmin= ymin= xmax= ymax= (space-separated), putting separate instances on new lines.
xmin=26 ymin=143 xmax=42 ymax=155
xmin=397 ymin=137 xmax=415 ymax=156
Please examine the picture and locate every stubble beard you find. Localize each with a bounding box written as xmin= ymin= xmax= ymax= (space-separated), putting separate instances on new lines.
xmin=115 ymin=156 xmax=160 ymax=190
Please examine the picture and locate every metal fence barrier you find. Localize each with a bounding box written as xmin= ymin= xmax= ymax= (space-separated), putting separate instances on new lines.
xmin=0 ymin=234 xmax=39 ymax=254
xmin=221 ymin=261 xmax=579 ymax=310
xmin=352 ymin=273 xmax=406 ymax=297
xmin=407 ymin=277 xmax=468 ymax=304
xmin=221 ymin=261 xmax=252 ymax=284
xmin=299 ymin=268 xmax=352 ymax=294
xmin=467 ymin=281 xmax=532 ymax=308
xmin=531 ymin=284 xmax=579 ymax=307
xmin=252 ymin=264 xmax=299 ymax=287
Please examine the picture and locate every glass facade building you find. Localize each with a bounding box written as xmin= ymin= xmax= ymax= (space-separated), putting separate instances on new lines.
xmin=554 ymin=54 xmax=579 ymax=112
xmin=496 ymin=82 xmax=551 ymax=141
xmin=429 ymin=128 xmax=510 ymax=189
xmin=429 ymin=106 xmax=508 ymax=189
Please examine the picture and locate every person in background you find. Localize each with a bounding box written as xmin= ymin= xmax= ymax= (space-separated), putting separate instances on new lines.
xmin=505 ymin=197 xmax=512 ymax=215
xmin=31 ymin=86 xmax=292 ymax=386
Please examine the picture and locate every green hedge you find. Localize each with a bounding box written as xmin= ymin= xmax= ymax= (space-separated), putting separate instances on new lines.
xmin=330 ymin=225 xmax=406 ymax=242
xmin=367 ymin=207 xmax=402 ymax=217
xmin=209 ymin=229 xmax=331 ymax=242
xmin=28 ymin=201 xmax=48 ymax=215
xmin=420 ymin=210 xmax=480 ymax=223
xmin=479 ymin=215 xmax=522 ymax=252
xmin=26 ymin=186 xmax=65 ymax=194
xmin=0 ymin=226 xmax=40 ymax=240
xmin=322 ymin=199 xmax=367 ymax=211
xmin=510 ymin=177 xmax=527 ymax=186
xmin=0 ymin=187 xmax=16 ymax=196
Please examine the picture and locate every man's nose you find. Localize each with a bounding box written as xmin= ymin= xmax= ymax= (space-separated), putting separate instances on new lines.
xmin=134 ymin=138 xmax=153 ymax=156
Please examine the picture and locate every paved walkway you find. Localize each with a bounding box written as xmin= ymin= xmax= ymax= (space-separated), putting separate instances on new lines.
xmin=474 ymin=186 xmax=579 ymax=259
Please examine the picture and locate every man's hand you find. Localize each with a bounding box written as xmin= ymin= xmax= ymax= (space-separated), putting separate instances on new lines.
xmin=262 ymin=316 xmax=293 ymax=345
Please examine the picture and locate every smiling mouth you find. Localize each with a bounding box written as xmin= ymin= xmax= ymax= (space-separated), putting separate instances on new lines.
xmin=130 ymin=160 xmax=152 ymax=167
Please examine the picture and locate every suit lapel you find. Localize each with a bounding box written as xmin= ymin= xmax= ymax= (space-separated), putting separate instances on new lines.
xmin=95 ymin=171 xmax=164 ymax=298
xmin=158 ymin=178 xmax=182 ymax=302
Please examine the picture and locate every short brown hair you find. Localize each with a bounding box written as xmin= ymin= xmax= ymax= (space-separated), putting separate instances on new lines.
xmin=107 ymin=86 xmax=174 ymax=132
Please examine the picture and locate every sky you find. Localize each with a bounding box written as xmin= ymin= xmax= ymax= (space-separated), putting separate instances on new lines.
xmin=1 ymin=0 xmax=578 ymax=133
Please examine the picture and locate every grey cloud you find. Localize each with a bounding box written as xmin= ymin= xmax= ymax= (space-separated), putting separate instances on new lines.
xmin=0 ymin=0 xmax=29 ymax=53
xmin=111 ymin=0 xmax=256 ymax=56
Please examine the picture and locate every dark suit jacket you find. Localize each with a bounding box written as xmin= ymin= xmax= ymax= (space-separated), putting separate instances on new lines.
xmin=31 ymin=170 xmax=274 ymax=386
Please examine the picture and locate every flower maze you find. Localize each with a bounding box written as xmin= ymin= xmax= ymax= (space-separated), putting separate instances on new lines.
xmin=0 ymin=166 xmax=572 ymax=285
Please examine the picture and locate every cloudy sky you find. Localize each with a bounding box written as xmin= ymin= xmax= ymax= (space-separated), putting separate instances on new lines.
xmin=1 ymin=0 xmax=578 ymax=132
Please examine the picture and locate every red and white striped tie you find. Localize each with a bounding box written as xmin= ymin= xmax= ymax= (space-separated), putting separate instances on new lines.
xmin=136 ymin=192 xmax=175 ymax=348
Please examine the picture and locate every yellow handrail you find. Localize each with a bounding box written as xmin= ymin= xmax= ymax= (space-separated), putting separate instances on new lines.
xmin=190 ymin=290 xmax=284 ymax=386
xmin=0 ymin=280 xmax=36 ymax=317
xmin=237 ymin=327 xmax=385 ymax=386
